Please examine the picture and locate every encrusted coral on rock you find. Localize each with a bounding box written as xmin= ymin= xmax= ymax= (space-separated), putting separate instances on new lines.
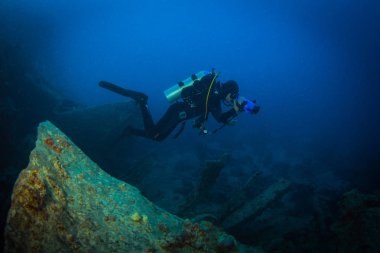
xmin=4 ymin=121 xmax=259 ymax=253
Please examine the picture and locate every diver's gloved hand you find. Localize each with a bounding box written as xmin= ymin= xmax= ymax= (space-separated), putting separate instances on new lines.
xmin=237 ymin=100 xmax=248 ymax=112
xmin=252 ymin=104 xmax=260 ymax=114
xmin=236 ymin=96 xmax=261 ymax=114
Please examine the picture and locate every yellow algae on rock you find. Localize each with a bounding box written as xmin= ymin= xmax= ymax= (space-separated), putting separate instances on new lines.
xmin=52 ymin=156 xmax=69 ymax=180
xmin=131 ymin=212 xmax=142 ymax=222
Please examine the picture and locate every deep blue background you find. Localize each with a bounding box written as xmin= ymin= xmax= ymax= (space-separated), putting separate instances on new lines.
xmin=1 ymin=0 xmax=380 ymax=186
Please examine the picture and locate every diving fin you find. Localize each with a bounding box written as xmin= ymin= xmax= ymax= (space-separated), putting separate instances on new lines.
xmin=99 ymin=81 xmax=148 ymax=105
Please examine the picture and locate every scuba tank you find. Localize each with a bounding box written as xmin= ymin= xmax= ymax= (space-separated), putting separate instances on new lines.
xmin=164 ymin=70 xmax=211 ymax=103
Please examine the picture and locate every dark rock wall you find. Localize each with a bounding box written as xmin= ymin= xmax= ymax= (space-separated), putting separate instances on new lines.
xmin=0 ymin=42 xmax=66 ymax=252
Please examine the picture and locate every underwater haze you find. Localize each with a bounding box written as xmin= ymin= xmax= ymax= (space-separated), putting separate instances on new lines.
xmin=1 ymin=0 xmax=380 ymax=251
xmin=3 ymin=0 xmax=379 ymax=169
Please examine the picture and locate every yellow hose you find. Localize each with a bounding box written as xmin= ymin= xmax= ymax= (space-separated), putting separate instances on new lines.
xmin=204 ymin=72 xmax=220 ymax=120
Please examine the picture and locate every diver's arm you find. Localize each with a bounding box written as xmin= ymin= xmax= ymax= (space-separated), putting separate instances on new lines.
xmin=210 ymin=101 xmax=238 ymax=124
xmin=218 ymin=108 xmax=238 ymax=124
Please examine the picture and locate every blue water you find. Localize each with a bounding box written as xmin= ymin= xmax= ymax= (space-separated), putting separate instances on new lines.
xmin=1 ymin=0 xmax=380 ymax=249
xmin=2 ymin=0 xmax=380 ymax=184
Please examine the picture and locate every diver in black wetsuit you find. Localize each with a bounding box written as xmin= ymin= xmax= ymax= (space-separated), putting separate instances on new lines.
xmin=99 ymin=71 xmax=260 ymax=142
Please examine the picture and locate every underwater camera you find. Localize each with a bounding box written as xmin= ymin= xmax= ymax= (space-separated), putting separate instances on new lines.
xmin=236 ymin=96 xmax=260 ymax=114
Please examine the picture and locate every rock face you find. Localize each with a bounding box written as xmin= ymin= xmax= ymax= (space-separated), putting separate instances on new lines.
xmin=4 ymin=121 xmax=256 ymax=253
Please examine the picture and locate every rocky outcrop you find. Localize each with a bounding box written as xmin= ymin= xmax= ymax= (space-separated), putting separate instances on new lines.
xmin=4 ymin=121 xmax=260 ymax=253
xmin=331 ymin=189 xmax=380 ymax=253
xmin=179 ymin=154 xmax=230 ymax=217
xmin=221 ymin=178 xmax=291 ymax=229
xmin=52 ymin=101 xmax=160 ymax=187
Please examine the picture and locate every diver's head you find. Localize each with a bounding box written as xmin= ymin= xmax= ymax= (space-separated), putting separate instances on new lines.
xmin=220 ymin=80 xmax=239 ymax=102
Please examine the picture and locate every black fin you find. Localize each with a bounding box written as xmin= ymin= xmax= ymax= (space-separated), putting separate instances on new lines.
xmin=99 ymin=81 xmax=148 ymax=105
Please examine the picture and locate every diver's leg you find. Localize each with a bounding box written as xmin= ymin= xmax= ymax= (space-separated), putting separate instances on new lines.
xmin=148 ymin=102 xmax=190 ymax=141
xmin=123 ymin=102 xmax=191 ymax=142
xmin=120 ymin=101 xmax=155 ymax=139
xmin=99 ymin=80 xmax=156 ymax=138
xmin=138 ymin=103 xmax=155 ymax=131
xmin=127 ymin=102 xmax=185 ymax=141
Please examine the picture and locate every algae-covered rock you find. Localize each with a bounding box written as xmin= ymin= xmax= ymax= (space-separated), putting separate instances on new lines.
xmin=4 ymin=121 xmax=257 ymax=253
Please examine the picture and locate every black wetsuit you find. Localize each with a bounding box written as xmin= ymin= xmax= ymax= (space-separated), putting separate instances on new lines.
xmin=129 ymin=73 xmax=238 ymax=142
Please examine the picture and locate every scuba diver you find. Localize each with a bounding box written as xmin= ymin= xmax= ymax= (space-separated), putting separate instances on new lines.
xmin=99 ymin=69 xmax=260 ymax=142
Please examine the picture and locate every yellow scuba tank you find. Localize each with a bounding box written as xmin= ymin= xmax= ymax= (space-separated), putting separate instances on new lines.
xmin=164 ymin=70 xmax=211 ymax=103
